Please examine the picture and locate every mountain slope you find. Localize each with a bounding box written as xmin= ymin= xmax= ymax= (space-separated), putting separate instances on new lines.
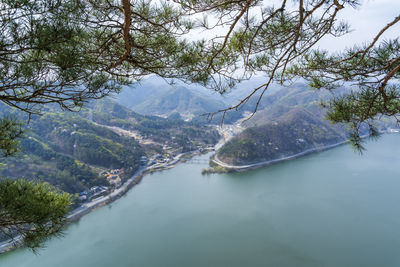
xmin=0 ymin=99 xmax=220 ymax=195
xmin=217 ymin=108 xmax=347 ymax=165
xmin=216 ymin=83 xmax=400 ymax=166
xmin=132 ymin=86 xmax=224 ymax=119
xmin=115 ymin=76 xmax=227 ymax=120
xmin=0 ymin=105 xmax=144 ymax=194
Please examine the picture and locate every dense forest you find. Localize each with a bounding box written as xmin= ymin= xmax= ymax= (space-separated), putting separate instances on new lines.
xmin=0 ymin=99 xmax=220 ymax=196
xmin=217 ymin=109 xmax=347 ymax=165
xmin=216 ymin=85 xmax=399 ymax=166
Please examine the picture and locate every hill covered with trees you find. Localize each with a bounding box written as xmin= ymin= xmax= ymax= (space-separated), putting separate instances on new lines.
xmin=217 ymin=108 xmax=347 ymax=165
xmin=0 ymin=99 xmax=220 ymax=195
xmin=216 ymin=85 xmax=399 ymax=166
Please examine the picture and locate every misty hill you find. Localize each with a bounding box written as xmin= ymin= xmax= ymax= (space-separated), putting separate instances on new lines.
xmin=132 ymin=86 xmax=224 ymax=120
xmin=114 ymin=76 xmax=281 ymax=123
xmin=114 ymin=77 xmax=226 ymax=120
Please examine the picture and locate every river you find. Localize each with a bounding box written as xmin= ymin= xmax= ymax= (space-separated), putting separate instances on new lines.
xmin=1 ymin=134 xmax=400 ymax=267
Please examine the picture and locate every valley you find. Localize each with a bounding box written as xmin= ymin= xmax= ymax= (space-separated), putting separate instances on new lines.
xmin=1 ymin=76 xmax=398 ymax=254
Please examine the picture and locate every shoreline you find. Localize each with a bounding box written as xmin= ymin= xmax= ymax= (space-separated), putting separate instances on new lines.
xmin=0 ymin=168 xmax=148 ymax=254
xmin=0 ymin=149 xmax=208 ymax=255
xmin=210 ymin=131 xmax=400 ymax=172
xmin=210 ymin=139 xmax=350 ymax=172
xmin=2 ymin=131 xmax=398 ymax=254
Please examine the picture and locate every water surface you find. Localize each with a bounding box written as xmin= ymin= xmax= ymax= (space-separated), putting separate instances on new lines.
xmin=2 ymin=134 xmax=400 ymax=267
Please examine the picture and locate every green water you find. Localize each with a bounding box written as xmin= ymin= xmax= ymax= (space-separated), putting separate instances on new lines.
xmin=2 ymin=134 xmax=400 ymax=267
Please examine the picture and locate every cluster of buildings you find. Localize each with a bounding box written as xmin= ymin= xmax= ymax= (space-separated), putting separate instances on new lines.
xmin=79 ymin=186 xmax=109 ymax=202
xmin=105 ymin=169 xmax=123 ymax=188
xmin=78 ymin=168 xmax=127 ymax=203
xmin=140 ymin=156 xmax=147 ymax=166
xmin=146 ymin=153 xmax=174 ymax=166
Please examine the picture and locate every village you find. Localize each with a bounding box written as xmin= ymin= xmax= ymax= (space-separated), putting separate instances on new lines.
xmin=77 ymin=143 xmax=215 ymax=203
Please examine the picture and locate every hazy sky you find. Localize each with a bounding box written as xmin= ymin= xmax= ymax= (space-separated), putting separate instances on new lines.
xmin=318 ymin=0 xmax=400 ymax=51
xmin=188 ymin=0 xmax=400 ymax=52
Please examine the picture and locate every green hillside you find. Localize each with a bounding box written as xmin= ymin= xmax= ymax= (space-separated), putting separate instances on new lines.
xmin=216 ymin=83 xmax=399 ymax=166
xmin=86 ymin=98 xmax=221 ymax=148
xmin=0 ymin=99 xmax=220 ymax=196
xmin=0 ymin=108 xmax=143 ymax=194
xmin=217 ymin=108 xmax=347 ymax=165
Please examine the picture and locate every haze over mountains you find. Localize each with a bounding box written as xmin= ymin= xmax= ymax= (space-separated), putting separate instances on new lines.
xmin=2 ymin=76 xmax=397 ymax=197
xmin=114 ymin=76 xmax=399 ymax=166
xmin=115 ymin=77 xmax=224 ymax=119
xmin=114 ymin=76 xmax=278 ymax=122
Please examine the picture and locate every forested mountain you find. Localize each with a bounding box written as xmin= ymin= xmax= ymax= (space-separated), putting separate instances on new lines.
xmin=0 ymin=99 xmax=220 ymax=195
xmin=216 ymin=84 xmax=398 ymax=166
xmin=132 ymin=86 xmax=224 ymax=119
xmin=217 ymin=108 xmax=347 ymax=165
xmin=87 ymin=98 xmax=220 ymax=147
xmin=0 ymin=104 xmax=143 ymax=194
xmin=115 ymin=77 xmax=226 ymax=120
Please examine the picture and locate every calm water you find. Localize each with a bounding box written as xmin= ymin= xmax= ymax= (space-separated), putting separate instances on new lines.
xmin=2 ymin=134 xmax=400 ymax=267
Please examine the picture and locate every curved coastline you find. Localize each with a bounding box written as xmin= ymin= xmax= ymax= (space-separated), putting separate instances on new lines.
xmin=211 ymin=140 xmax=350 ymax=172
xmin=2 ymin=131 xmax=397 ymax=254
xmin=0 ymin=168 xmax=148 ymax=254
xmin=211 ymin=130 xmax=400 ymax=172
xmin=0 ymin=150 xmax=207 ymax=254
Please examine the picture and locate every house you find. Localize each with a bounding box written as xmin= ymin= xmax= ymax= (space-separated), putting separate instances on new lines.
xmin=140 ymin=156 xmax=148 ymax=165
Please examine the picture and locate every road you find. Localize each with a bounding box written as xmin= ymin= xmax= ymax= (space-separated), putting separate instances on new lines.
xmin=0 ymin=167 xmax=148 ymax=254
xmin=212 ymin=140 xmax=349 ymax=170
xmin=0 ymin=148 xmax=207 ymax=254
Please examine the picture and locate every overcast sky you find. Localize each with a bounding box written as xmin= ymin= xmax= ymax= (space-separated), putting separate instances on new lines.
xmin=188 ymin=0 xmax=400 ymax=52
xmin=318 ymin=0 xmax=400 ymax=51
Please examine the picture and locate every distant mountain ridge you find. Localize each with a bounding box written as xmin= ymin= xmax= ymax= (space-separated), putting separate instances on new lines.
xmin=115 ymin=77 xmax=226 ymax=120
xmin=131 ymin=86 xmax=224 ymax=120
xmin=114 ymin=76 xmax=280 ymax=123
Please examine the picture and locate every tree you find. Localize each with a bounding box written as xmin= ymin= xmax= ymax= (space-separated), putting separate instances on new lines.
xmin=169 ymin=0 xmax=399 ymax=149
xmin=0 ymin=179 xmax=71 ymax=251
xmin=0 ymin=117 xmax=23 ymax=157
xmin=0 ymin=0 xmax=203 ymax=250
xmin=2 ymin=0 xmax=397 ymax=148
xmin=0 ymin=0 xmax=398 ymax=249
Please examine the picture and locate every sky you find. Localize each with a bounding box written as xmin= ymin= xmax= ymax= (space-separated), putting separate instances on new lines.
xmin=187 ymin=0 xmax=400 ymax=52
xmin=317 ymin=0 xmax=400 ymax=51
xmin=148 ymin=0 xmax=400 ymax=84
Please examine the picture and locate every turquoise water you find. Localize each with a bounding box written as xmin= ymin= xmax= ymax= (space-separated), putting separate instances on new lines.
xmin=2 ymin=134 xmax=400 ymax=267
